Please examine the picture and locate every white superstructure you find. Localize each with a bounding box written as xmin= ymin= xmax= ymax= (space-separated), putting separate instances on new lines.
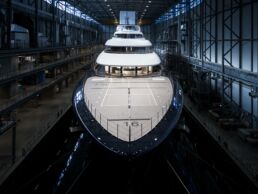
xmin=73 ymin=24 xmax=183 ymax=156
xmin=88 ymin=25 xmax=172 ymax=141
xmin=96 ymin=25 xmax=161 ymax=71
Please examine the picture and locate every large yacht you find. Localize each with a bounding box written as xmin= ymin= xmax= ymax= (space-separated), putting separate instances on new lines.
xmin=73 ymin=25 xmax=183 ymax=157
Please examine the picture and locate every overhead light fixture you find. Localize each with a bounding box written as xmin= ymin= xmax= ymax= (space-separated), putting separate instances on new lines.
xmin=148 ymin=1 xmax=152 ymax=3
xmin=104 ymin=0 xmax=107 ymax=2
xmin=107 ymin=4 xmax=110 ymax=7
xmin=146 ymin=5 xmax=149 ymax=8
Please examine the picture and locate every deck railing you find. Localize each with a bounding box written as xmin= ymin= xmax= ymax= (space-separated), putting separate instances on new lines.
xmin=83 ymin=71 xmax=174 ymax=142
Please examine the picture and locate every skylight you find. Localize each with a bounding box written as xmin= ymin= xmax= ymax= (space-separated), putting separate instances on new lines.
xmin=155 ymin=0 xmax=202 ymax=23
xmin=43 ymin=0 xmax=99 ymax=24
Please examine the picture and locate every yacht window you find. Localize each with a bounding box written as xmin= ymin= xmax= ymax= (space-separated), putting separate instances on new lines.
xmin=95 ymin=64 xmax=161 ymax=77
xmin=111 ymin=67 xmax=121 ymax=74
xmin=114 ymin=34 xmax=143 ymax=38
xmin=109 ymin=66 xmax=160 ymax=77
xmin=105 ymin=46 xmax=152 ymax=53
xmin=105 ymin=47 xmax=127 ymax=52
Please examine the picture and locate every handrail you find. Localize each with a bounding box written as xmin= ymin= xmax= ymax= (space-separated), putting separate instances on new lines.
xmin=0 ymin=43 xmax=101 ymax=58
xmin=0 ymin=52 xmax=93 ymax=84
xmin=0 ymin=62 xmax=92 ymax=114
xmin=104 ymin=50 xmax=153 ymax=54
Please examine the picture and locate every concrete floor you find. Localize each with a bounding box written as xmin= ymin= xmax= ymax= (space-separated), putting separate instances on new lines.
xmin=0 ymin=72 xmax=84 ymax=184
xmin=84 ymin=76 xmax=173 ymax=142
xmin=184 ymin=95 xmax=258 ymax=188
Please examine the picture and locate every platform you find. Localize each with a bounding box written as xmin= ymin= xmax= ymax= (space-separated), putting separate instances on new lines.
xmin=0 ymin=73 xmax=84 ymax=185
xmin=183 ymin=95 xmax=258 ymax=188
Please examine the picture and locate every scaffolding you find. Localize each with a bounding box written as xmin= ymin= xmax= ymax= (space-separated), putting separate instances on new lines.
xmin=153 ymin=0 xmax=258 ymax=128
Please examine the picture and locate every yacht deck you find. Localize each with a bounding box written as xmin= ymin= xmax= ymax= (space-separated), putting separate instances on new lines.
xmin=84 ymin=76 xmax=173 ymax=142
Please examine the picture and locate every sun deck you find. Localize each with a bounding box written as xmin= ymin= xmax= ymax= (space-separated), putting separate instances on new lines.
xmin=84 ymin=76 xmax=173 ymax=142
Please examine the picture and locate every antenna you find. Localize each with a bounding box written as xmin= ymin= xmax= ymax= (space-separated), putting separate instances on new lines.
xmin=125 ymin=16 xmax=129 ymax=24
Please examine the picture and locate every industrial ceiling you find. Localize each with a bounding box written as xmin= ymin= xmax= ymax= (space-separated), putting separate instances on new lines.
xmin=67 ymin=0 xmax=178 ymax=24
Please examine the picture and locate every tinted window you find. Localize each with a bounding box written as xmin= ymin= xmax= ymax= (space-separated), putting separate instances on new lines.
xmin=105 ymin=47 xmax=152 ymax=53
xmin=114 ymin=34 xmax=143 ymax=38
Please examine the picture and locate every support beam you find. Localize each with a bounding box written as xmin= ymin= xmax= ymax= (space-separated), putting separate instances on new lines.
xmin=6 ymin=0 xmax=12 ymax=49
xmin=34 ymin=0 xmax=38 ymax=48
xmin=12 ymin=126 xmax=16 ymax=164
xmin=52 ymin=0 xmax=56 ymax=46
xmin=180 ymin=55 xmax=258 ymax=87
